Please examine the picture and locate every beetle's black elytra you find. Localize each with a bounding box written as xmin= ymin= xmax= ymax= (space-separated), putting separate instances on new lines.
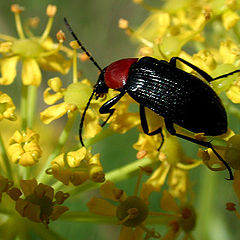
xmin=64 ymin=18 xmax=240 ymax=180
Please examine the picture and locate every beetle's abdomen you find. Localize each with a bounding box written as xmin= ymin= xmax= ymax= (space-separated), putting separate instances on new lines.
xmin=126 ymin=57 xmax=227 ymax=136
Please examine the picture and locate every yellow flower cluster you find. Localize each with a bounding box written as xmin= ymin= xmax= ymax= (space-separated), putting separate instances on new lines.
xmin=8 ymin=128 xmax=42 ymax=166
xmin=7 ymin=178 xmax=69 ymax=225
xmin=46 ymin=147 xmax=105 ymax=185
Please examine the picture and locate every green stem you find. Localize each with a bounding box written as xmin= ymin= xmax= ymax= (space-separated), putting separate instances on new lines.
xmin=68 ymin=157 xmax=156 ymax=196
xmin=60 ymin=211 xmax=175 ymax=225
xmin=0 ymin=34 xmax=16 ymax=41
xmin=18 ymin=165 xmax=31 ymax=180
xmin=40 ymin=17 xmax=53 ymax=42
xmin=14 ymin=13 xmax=25 ymax=39
xmin=37 ymin=114 xmax=77 ymax=183
xmin=20 ymin=85 xmax=28 ymax=131
xmin=52 ymin=180 xmax=64 ymax=191
xmin=27 ymin=86 xmax=38 ymax=128
xmin=72 ymin=49 xmax=78 ymax=83
xmin=0 ymin=131 xmax=13 ymax=179
xmin=195 ymin=167 xmax=217 ymax=240
xmin=60 ymin=211 xmax=117 ymax=223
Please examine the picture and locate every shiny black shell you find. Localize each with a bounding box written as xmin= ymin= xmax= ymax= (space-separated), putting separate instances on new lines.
xmin=126 ymin=57 xmax=227 ymax=136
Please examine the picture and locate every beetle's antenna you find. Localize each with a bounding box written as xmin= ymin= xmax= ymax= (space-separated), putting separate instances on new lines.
xmin=64 ymin=18 xmax=102 ymax=146
xmin=79 ymin=90 xmax=96 ymax=146
xmin=64 ymin=17 xmax=103 ymax=72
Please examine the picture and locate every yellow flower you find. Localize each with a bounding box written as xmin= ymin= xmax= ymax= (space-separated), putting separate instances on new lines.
xmin=125 ymin=2 xmax=209 ymax=59
xmin=0 ymin=4 xmax=71 ymax=86
xmin=8 ymin=128 xmax=42 ymax=166
xmin=222 ymin=9 xmax=239 ymax=30
xmin=87 ymin=170 xmax=163 ymax=240
xmin=134 ymin=134 xmax=198 ymax=199
xmin=43 ymin=77 xmax=65 ymax=105
xmin=40 ymin=77 xmax=77 ymax=124
xmin=160 ymin=190 xmax=196 ymax=240
xmin=0 ymin=91 xmax=17 ymax=121
xmin=8 ymin=178 xmax=69 ymax=225
xmin=47 ymin=147 xmax=105 ymax=185
xmin=109 ymin=93 xmax=140 ymax=134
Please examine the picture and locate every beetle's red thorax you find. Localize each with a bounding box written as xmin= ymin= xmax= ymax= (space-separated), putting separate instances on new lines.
xmin=104 ymin=58 xmax=138 ymax=89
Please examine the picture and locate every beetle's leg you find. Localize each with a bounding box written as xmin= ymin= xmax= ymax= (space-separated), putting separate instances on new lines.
xmin=140 ymin=105 xmax=164 ymax=150
xmin=99 ymin=90 xmax=126 ymax=127
xmin=165 ymin=119 xmax=233 ymax=180
xmin=170 ymin=57 xmax=213 ymax=82
xmin=212 ymin=70 xmax=240 ymax=80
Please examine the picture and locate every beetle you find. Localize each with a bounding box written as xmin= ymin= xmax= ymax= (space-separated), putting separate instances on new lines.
xmin=64 ymin=18 xmax=240 ymax=180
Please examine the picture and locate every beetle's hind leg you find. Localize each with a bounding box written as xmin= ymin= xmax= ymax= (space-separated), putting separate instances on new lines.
xmin=212 ymin=70 xmax=240 ymax=81
xmin=170 ymin=57 xmax=240 ymax=83
xmin=169 ymin=57 xmax=213 ymax=82
xmin=140 ymin=105 xmax=164 ymax=150
xmin=164 ymin=119 xmax=233 ymax=180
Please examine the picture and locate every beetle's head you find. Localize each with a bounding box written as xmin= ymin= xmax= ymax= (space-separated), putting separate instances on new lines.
xmin=94 ymin=68 xmax=109 ymax=99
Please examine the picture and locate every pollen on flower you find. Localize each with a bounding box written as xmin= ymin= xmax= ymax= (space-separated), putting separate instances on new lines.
xmin=28 ymin=17 xmax=40 ymax=28
xmin=226 ymin=202 xmax=236 ymax=211
xmin=118 ymin=18 xmax=129 ymax=29
xmin=202 ymin=6 xmax=212 ymax=20
xmin=56 ymin=30 xmax=66 ymax=43
xmin=132 ymin=0 xmax=143 ymax=4
xmin=136 ymin=150 xmax=148 ymax=159
xmin=138 ymin=46 xmax=153 ymax=57
xmin=0 ymin=42 xmax=13 ymax=53
xmin=79 ymin=52 xmax=90 ymax=61
xmin=46 ymin=4 xmax=57 ymax=17
xmin=11 ymin=4 xmax=24 ymax=13
xmin=70 ymin=40 xmax=80 ymax=49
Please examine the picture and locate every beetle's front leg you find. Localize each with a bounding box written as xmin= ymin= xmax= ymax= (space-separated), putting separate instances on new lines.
xmin=140 ymin=105 xmax=164 ymax=150
xmin=99 ymin=90 xmax=126 ymax=127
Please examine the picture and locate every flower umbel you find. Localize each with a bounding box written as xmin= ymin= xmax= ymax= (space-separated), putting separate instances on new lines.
xmin=8 ymin=178 xmax=69 ymax=225
xmin=0 ymin=4 xmax=70 ymax=86
xmin=87 ymin=169 xmax=171 ymax=239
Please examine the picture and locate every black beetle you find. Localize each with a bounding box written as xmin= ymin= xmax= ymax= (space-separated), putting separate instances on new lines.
xmin=64 ymin=18 xmax=240 ymax=180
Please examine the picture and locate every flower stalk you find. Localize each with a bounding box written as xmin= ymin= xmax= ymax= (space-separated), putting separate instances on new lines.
xmin=0 ymin=132 xmax=13 ymax=179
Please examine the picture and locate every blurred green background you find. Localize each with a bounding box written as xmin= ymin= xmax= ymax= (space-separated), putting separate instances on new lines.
xmin=0 ymin=0 xmax=240 ymax=239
